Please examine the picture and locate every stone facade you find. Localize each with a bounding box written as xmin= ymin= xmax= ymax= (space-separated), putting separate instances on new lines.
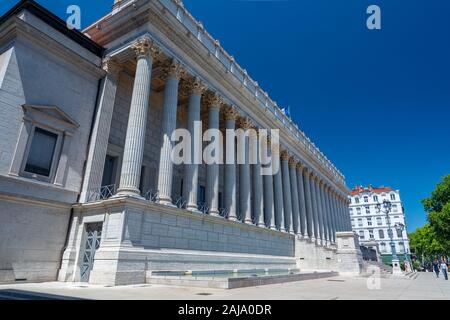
xmin=0 ymin=0 xmax=361 ymax=285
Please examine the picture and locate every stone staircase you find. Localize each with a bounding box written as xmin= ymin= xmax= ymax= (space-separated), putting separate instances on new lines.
xmin=361 ymin=261 xmax=418 ymax=279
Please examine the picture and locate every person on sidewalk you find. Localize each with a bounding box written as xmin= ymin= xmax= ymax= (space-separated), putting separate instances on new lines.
xmin=440 ymin=259 xmax=448 ymax=280
xmin=433 ymin=259 xmax=440 ymax=278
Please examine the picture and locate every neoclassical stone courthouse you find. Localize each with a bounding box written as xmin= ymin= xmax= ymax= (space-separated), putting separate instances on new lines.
xmin=0 ymin=0 xmax=360 ymax=285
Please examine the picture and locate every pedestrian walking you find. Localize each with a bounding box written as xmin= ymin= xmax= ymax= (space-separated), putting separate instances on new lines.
xmin=440 ymin=259 xmax=448 ymax=280
xmin=433 ymin=259 xmax=440 ymax=278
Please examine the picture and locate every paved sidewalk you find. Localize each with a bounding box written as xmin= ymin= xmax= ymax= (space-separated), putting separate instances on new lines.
xmin=0 ymin=272 xmax=448 ymax=300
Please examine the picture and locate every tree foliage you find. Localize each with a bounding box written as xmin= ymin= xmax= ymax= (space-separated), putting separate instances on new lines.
xmin=409 ymin=174 xmax=450 ymax=262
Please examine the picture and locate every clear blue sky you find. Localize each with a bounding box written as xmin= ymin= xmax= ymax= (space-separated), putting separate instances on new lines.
xmin=1 ymin=0 xmax=449 ymax=232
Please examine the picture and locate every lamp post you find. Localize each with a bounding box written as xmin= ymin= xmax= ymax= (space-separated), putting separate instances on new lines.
xmin=395 ymin=222 xmax=411 ymax=271
xmin=375 ymin=199 xmax=402 ymax=275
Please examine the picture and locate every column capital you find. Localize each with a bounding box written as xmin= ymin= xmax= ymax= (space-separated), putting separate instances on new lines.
xmin=161 ymin=58 xmax=185 ymax=80
xmin=224 ymin=105 xmax=240 ymax=121
xmin=131 ymin=37 xmax=161 ymax=59
xmin=296 ymin=162 xmax=305 ymax=170
xmin=204 ymin=91 xmax=223 ymax=109
xmin=102 ymin=57 xmax=122 ymax=76
xmin=289 ymin=157 xmax=297 ymax=167
xmin=181 ymin=76 xmax=207 ymax=95
xmin=280 ymin=150 xmax=290 ymax=161
xmin=238 ymin=117 xmax=254 ymax=129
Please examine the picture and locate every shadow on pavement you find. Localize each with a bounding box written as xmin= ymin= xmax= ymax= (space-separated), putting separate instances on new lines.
xmin=0 ymin=289 xmax=85 ymax=300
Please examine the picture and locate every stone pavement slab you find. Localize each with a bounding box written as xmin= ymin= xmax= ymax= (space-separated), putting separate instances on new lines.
xmin=0 ymin=273 xmax=448 ymax=300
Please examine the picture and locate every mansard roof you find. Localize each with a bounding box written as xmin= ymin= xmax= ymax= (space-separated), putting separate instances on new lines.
xmin=0 ymin=0 xmax=104 ymax=57
xmin=351 ymin=185 xmax=394 ymax=196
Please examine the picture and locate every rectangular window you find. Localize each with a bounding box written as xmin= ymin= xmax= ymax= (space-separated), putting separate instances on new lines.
xmin=369 ymin=229 xmax=374 ymax=239
xmin=373 ymin=195 xmax=378 ymax=202
xmin=379 ymin=229 xmax=384 ymax=239
xmin=356 ymin=207 xmax=361 ymax=215
xmin=197 ymin=185 xmax=206 ymax=205
xmin=390 ymin=194 xmax=396 ymax=200
xmin=349 ymin=208 xmax=353 ymax=215
xmin=355 ymin=198 xmax=359 ymax=204
xmin=396 ymin=229 xmax=403 ymax=238
xmin=358 ymin=218 xmax=363 ymax=227
xmin=365 ymin=206 xmax=370 ymax=214
xmin=377 ymin=217 xmax=382 ymax=226
xmin=367 ymin=217 xmax=372 ymax=226
xmin=392 ymin=204 xmax=398 ymax=212
xmin=359 ymin=231 xmax=365 ymax=239
xmin=364 ymin=196 xmax=368 ymax=203
xmin=24 ymin=128 xmax=58 ymax=177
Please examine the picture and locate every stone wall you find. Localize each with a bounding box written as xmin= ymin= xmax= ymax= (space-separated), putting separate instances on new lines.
xmin=0 ymin=197 xmax=71 ymax=283
xmin=62 ymin=197 xmax=296 ymax=285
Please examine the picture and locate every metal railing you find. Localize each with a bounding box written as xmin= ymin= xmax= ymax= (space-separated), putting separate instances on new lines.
xmin=142 ymin=189 xmax=159 ymax=203
xmin=174 ymin=196 xmax=187 ymax=209
xmin=197 ymin=202 xmax=209 ymax=215
xmin=86 ymin=184 xmax=116 ymax=202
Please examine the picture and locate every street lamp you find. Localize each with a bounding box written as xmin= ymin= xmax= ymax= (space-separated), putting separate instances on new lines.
xmin=395 ymin=222 xmax=410 ymax=270
xmin=375 ymin=199 xmax=402 ymax=275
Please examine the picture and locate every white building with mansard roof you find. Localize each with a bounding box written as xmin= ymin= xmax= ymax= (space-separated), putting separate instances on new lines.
xmin=349 ymin=185 xmax=411 ymax=264
xmin=0 ymin=0 xmax=362 ymax=286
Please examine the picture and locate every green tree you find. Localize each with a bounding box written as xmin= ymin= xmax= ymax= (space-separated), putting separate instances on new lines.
xmin=422 ymin=174 xmax=450 ymax=244
xmin=409 ymin=224 xmax=445 ymax=263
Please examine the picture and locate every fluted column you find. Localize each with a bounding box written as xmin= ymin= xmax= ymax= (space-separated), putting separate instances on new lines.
xmin=238 ymin=118 xmax=252 ymax=224
xmin=224 ymin=106 xmax=238 ymax=221
xmin=319 ymin=183 xmax=330 ymax=245
xmin=205 ymin=92 xmax=222 ymax=216
xmin=80 ymin=58 xmax=121 ymax=202
xmin=335 ymin=196 xmax=341 ymax=231
xmin=263 ymin=135 xmax=276 ymax=229
xmin=289 ymin=159 xmax=300 ymax=234
xmin=309 ymin=174 xmax=319 ymax=242
xmin=272 ymin=143 xmax=285 ymax=232
xmin=296 ymin=164 xmax=308 ymax=238
xmin=157 ymin=59 xmax=183 ymax=205
xmin=252 ymin=130 xmax=265 ymax=227
xmin=281 ymin=151 xmax=293 ymax=233
xmin=117 ymin=38 xmax=158 ymax=196
xmin=182 ymin=77 xmax=206 ymax=211
xmin=326 ymin=188 xmax=336 ymax=243
xmin=315 ymin=179 xmax=325 ymax=245
xmin=303 ymin=169 xmax=314 ymax=240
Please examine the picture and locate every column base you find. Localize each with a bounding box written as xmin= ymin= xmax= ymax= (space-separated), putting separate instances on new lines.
xmin=244 ymin=218 xmax=253 ymax=224
xmin=228 ymin=215 xmax=238 ymax=222
xmin=270 ymin=225 xmax=277 ymax=231
xmin=209 ymin=209 xmax=220 ymax=217
xmin=157 ymin=197 xmax=175 ymax=207
xmin=186 ymin=204 xmax=199 ymax=212
xmin=115 ymin=187 xmax=143 ymax=199
xmin=257 ymin=222 xmax=266 ymax=228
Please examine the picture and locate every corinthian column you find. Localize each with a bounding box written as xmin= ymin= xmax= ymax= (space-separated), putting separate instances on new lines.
xmin=289 ymin=158 xmax=300 ymax=234
xmin=281 ymin=151 xmax=293 ymax=233
xmin=224 ymin=106 xmax=239 ymax=221
xmin=273 ymin=143 xmax=284 ymax=231
xmin=252 ymin=130 xmax=265 ymax=227
xmin=205 ymin=92 xmax=222 ymax=216
xmin=303 ymin=169 xmax=314 ymax=240
xmin=117 ymin=38 xmax=159 ymax=196
xmin=326 ymin=188 xmax=336 ymax=243
xmin=157 ymin=59 xmax=183 ymax=205
xmin=263 ymin=135 xmax=276 ymax=229
xmin=297 ymin=164 xmax=308 ymax=238
xmin=80 ymin=57 xmax=121 ymax=202
xmin=315 ymin=178 xmax=325 ymax=245
xmin=182 ymin=77 xmax=206 ymax=211
xmin=319 ymin=182 xmax=330 ymax=245
xmin=309 ymin=174 xmax=319 ymax=242
xmin=238 ymin=117 xmax=253 ymax=224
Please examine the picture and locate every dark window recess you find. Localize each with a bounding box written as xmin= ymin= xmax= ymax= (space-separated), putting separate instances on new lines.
xmin=25 ymin=128 xmax=57 ymax=176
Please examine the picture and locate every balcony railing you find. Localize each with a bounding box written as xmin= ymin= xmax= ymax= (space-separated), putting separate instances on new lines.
xmin=86 ymin=184 xmax=116 ymax=202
